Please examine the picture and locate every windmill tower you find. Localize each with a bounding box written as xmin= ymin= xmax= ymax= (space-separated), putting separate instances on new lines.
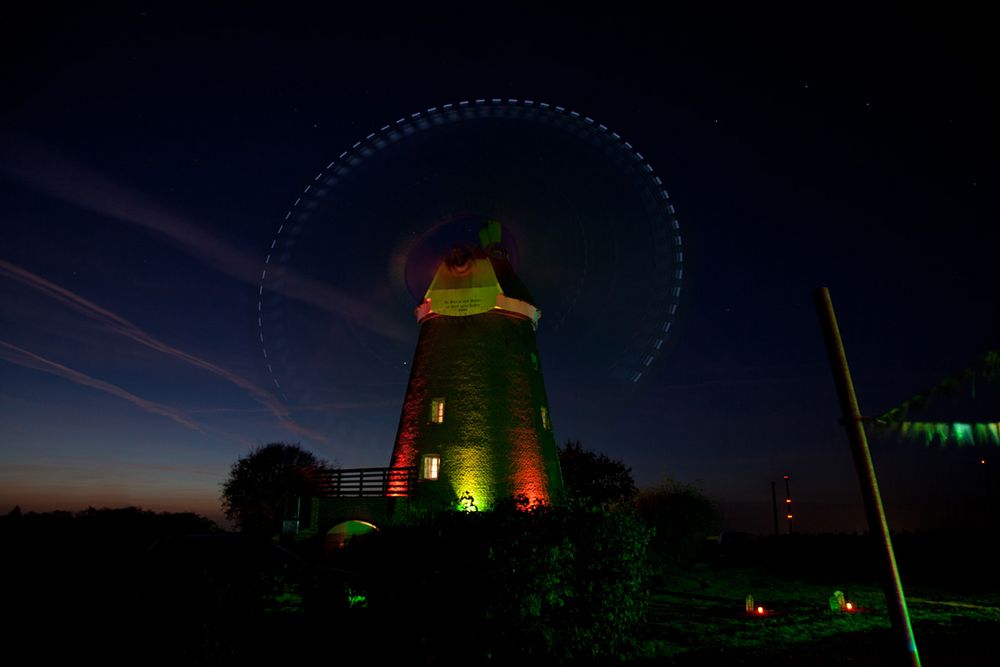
xmin=389 ymin=222 xmax=564 ymax=510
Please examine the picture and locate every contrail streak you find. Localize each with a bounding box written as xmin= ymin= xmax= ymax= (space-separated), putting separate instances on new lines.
xmin=0 ymin=135 xmax=409 ymax=341
xmin=0 ymin=259 xmax=328 ymax=442
xmin=0 ymin=339 xmax=205 ymax=434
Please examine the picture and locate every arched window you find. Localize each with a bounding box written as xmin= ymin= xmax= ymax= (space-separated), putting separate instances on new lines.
xmin=430 ymin=397 xmax=445 ymax=423
xmin=422 ymin=454 xmax=441 ymax=480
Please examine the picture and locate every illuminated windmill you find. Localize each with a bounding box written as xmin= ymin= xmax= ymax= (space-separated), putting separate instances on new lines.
xmin=388 ymin=221 xmax=564 ymax=510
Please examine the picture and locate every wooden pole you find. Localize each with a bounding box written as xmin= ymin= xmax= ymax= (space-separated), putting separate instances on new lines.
xmin=983 ymin=457 xmax=995 ymax=529
xmin=814 ymin=287 xmax=920 ymax=667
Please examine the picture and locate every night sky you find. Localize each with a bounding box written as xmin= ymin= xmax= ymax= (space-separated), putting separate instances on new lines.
xmin=2 ymin=5 xmax=997 ymax=532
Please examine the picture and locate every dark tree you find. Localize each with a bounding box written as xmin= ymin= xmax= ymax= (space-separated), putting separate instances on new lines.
xmin=220 ymin=442 xmax=330 ymax=535
xmin=637 ymin=479 xmax=721 ymax=566
xmin=557 ymin=439 xmax=638 ymax=506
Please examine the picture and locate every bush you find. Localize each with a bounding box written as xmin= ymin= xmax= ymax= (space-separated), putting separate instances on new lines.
xmin=338 ymin=498 xmax=652 ymax=664
xmin=637 ymin=480 xmax=721 ymax=569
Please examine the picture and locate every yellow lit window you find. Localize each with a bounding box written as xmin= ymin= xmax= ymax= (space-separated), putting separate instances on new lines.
xmin=430 ymin=397 xmax=445 ymax=423
xmin=422 ymin=455 xmax=441 ymax=480
xmin=541 ymin=406 xmax=551 ymax=430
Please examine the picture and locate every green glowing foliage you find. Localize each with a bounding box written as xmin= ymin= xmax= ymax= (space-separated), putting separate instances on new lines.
xmin=457 ymin=490 xmax=479 ymax=512
xmin=264 ymin=576 xmax=304 ymax=614
xmin=346 ymin=586 xmax=367 ymax=608
xmin=486 ymin=501 xmax=652 ymax=661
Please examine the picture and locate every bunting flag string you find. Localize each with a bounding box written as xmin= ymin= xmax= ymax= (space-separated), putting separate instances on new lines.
xmin=873 ymin=350 xmax=999 ymax=448
xmin=895 ymin=421 xmax=1000 ymax=447
xmin=876 ymin=350 xmax=999 ymax=426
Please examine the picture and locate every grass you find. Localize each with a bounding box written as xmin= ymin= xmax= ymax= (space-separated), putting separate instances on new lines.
xmin=635 ymin=566 xmax=1000 ymax=665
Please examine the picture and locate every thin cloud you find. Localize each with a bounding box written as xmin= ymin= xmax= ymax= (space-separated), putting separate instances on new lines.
xmin=187 ymin=406 xmax=273 ymax=415
xmin=0 ymin=135 xmax=409 ymax=341
xmin=189 ymin=398 xmax=399 ymax=414
xmin=0 ymin=339 xmax=205 ymax=434
xmin=119 ymin=462 xmax=223 ymax=476
xmin=0 ymin=259 xmax=328 ymax=442
xmin=0 ymin=461 xmax=220 ymax=477
xmin=296 ymin=399 xmax=401 ymax=412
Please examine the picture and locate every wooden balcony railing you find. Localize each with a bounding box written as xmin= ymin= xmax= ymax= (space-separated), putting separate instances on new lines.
xmin=314 ymin=466 xmax=417 ymax=498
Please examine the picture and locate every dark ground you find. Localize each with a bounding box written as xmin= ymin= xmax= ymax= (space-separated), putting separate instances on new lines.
xmin=3 ymin=508 xmax=998 ymax=666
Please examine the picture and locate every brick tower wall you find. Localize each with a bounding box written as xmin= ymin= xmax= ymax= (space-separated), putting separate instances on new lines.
xmin=389 ymin=310 xmax=564 ymax=510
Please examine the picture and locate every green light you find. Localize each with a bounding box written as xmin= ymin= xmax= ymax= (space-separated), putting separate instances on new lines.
xmin=457 ymin=490 xmax=479 ymax=512
xmin=478 ymin=219 xmax=502 ymax=247
xmin=450 ymin=445 xmax=493 ymax=511
xmin=953 ymin=423 xmax=973 ymax=446
xmin=344 ymin=584 xmax=367 ymax=608
xmin=898 ymin=421 xmax=1000 ymax=447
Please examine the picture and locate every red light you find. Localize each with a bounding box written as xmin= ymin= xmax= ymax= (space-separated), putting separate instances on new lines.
xmin=785 ymin=498 xmax=791 ymax=503
xmin=981 ymin=459 xmax=987 ymax=465
xmin=786 ymin=514 xmax=793 ymax=519
xmin=783 ymin=475 xmax=789 ymax=479
xmin=756 ymin=606 xmax=764 ymax=614
xmin=845 ymin=602 xmax=853 ymax=611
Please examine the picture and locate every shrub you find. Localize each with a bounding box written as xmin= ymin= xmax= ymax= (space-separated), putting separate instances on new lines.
xmin=339 ymin=497 xmax=652 ymax=664
xmin=637 ymin=480 xmax=721 ymax=569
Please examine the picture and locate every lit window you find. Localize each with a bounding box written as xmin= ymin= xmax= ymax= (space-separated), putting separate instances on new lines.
xmin=422 ymin=455 xmax=440 ymax=480
xmin=541 ymin=406 xmax=551 ymax=430
xmin=430 ymin=397 xmax=445 ymax=423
